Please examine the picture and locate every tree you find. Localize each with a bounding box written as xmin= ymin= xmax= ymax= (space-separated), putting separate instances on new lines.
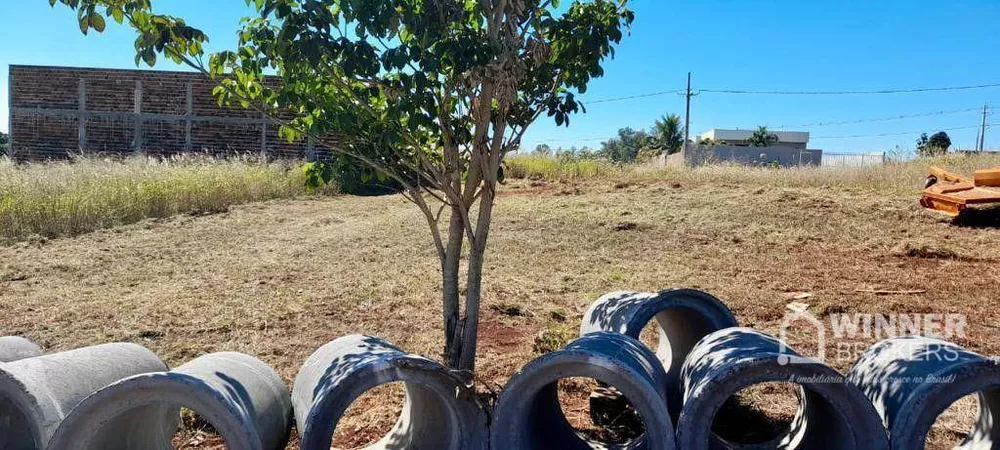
xmin=651 ymin=114 xmax=684 ymax=154
xmin=0 ymin=132 xmax=9 ymax=157
xmin=53 ymin=0 xmax=634 ymax=373
xmin=600 ymin=127 xmax=649 ymax=163
xmin=747 ymin=126 xmax=779 ymax=147
xmin=533 ymin=144 xmax=553 ymax=156
xmin=917 ymin=131 xmax=951 ymax=157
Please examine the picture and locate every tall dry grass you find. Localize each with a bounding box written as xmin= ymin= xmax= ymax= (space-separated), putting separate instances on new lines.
xmin=0 ymin=155 xmax=333 ymax=243
xmin=507 ymin=153 xmax=1000 ymax=197
xmin=505 ymin=155 xmax=620 ymax=181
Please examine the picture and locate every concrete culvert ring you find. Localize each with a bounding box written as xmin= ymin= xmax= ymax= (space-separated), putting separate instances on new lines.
xmin=492 ymin=332 xmax=676 ymax=450
xmin=677 ymin=328 xmax=889 ymax=450
xmin=46 ymin=352 xmax=292 ymax=450
xmin=580 ymin=289 xmax=738 ymax=415
xmin=0 ymin=336 xmax=43 ymax=363
xmin=847 ymin=336 xmax=1000 ymax=450
xmin=0 ymin=343 xmax=168 ymax=450
xmin=292 ymin=334 xmax=488 ymax=450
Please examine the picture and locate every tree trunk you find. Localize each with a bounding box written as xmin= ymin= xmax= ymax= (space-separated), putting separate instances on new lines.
xmin=442 ymin=207 xmax=465 ymax=368
xmin=457 ymin=187 xmax=496 ymax=372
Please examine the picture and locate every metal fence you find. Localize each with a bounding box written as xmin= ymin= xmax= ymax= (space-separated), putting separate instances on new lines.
xmin=821 ymin=152 xmax=886 ymax=168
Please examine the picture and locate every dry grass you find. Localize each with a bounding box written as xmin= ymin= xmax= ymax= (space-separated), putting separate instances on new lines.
xmin=0 ymin=155 xmax=333 ymax=244
xmin=2 ymin=155 xmax=1000 ymax=448
xmin=505 ymin=154 xmax=620 ymax=181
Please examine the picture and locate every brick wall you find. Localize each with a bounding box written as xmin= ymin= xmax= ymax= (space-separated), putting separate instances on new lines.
xmin=9 ymin=65 xmax=326 ymax=161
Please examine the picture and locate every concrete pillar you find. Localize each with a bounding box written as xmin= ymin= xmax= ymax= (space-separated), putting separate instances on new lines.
xmin=0 ymin=336 xmax=42 ymax=363
xmin=676 ymin=328 xmax=888 ymax=450
xmin=132 ymin=80 xmax=143 ymax=151
xmin=848 ymin=336 xmax=1000 ymax=449
xmin=185 ymin=82 xmax=193 ymax=151
xmin=306 ymin=137 xmax=315 ymax=161
xmin=0 ymin=343 xmax=167 ymax=449
xmin=260 ymin=113 xmax=268 ymax=158
xmin=77 ymin=79 xmax=86 ymax=151
xmin=492 ymin=332 xmax=676 ymax=450
xmin=580 ymin=289 xmax=738 ymax=416
xmin=292 ymin=334 xmax=488 ymax=450
xmin=46 ymin=352 xmax=292 ymax=450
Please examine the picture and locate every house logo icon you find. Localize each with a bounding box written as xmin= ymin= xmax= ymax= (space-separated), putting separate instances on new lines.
xmin=778 ymin=302 xmax=826 ymax=365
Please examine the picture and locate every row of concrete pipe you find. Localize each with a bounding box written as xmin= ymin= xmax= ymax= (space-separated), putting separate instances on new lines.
xmin=1 ymin=289 xmax=998 ymax=449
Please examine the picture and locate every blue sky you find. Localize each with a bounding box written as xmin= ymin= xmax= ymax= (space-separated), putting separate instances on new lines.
xmin=2 ymin=1 xmax=999 ymax=153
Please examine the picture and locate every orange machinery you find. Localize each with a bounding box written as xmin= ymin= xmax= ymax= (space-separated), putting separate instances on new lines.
xmin=921 ymin=166 xmax=1000 ymax=216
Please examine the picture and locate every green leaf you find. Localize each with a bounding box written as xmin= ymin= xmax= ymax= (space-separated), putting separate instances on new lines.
xmin=89 ymin=13 xmax=106 ymax=32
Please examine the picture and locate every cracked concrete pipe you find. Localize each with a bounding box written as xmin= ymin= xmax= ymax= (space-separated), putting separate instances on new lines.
xmin=848 ymin=336 xmax=1000 ymax=449
xmin=676 ymin=328 xmax=889 ymax=450
xmin=492 ymin=331 xmax=676 ymax=450
xmin=292 ymin=334 xmax=488 ymax=450
xmin=0 ymin=342 xmax=167 ymax=450
xmin=0 ymin=337 xmax=43 ymax=363
xmin=46 ymin=351 xmax=291 ymax=450
xmin=580 ymin=289 xmax=738 ymax=414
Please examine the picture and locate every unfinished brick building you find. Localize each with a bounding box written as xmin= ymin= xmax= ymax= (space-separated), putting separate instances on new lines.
xmin=8 ymin=65 xmax=323 ymax=162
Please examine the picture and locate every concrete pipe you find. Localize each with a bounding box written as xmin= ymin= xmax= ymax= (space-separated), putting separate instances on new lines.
xmin=580 ymin=289 xmax=738 ymax=414
xmin=847 ymin=336 xmax=1000 ymax=449
xmin=676 ymin=328 xmax=889 ymax=450
xmin=292 ymin=334 xmax=488 ymax=450
xmin=0 ymin=336 xmax=43 ymax=363
xmin=491 ymin=331 xmax=676 ymax=450
xmin=46 ymin=351 xmax=292 ymax=450
xmin=0 ymin=342 xmax=167 ymax=450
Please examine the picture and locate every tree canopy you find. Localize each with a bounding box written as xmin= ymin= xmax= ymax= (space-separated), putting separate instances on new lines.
xmin=52 ymin=0 xmax=634 ymax=372
xmin=651 ymin=114 xmax=685 ymax=155
xmin=917 ymin=131 xmax=951 ymax=157
xmin=599 ymin=127 xmax=649 ymax=162
xmin=747 ymin=126 xmax=779 ymax=147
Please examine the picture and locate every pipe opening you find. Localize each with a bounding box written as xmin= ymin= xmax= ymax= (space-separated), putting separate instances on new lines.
xmin=925 ymin=389 xmax=1000 ymax=450
xmin=712 ymin=382 xmax=802 ymax=446
xmin=0 ymin=395 xmax=38 ymax=450
xmin=332 ymin=382 xmax=406 ymax=450
xmin=650 ymin=308 xmax=719 ymax=377
xmin=558 ymin=377 xmax=644 ymax=446
xmin=325 ymin=380 xmax=460 ymax=450
xmin=173 ymin=408 xmax=227 ymax=449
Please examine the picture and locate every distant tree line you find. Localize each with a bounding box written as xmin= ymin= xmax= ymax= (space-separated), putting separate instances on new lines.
xmin=531 ymin=113 xmax=686 ymax=163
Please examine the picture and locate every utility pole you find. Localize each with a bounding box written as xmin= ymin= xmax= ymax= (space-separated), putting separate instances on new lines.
xmin=683 ymin=72 xmax=695 ymax=154
xmin=978 ymin=103 xmax=989 ymax=152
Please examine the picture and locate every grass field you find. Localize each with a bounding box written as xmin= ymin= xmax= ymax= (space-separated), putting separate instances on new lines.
xmin=0 ymin=155 xmax=332 ymax=244
xmin=2 ymin=155 xmax=1000 ymax=448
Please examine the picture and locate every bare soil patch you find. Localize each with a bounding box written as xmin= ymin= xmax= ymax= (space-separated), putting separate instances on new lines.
xmin=3 ymin=175 xmax=999 ymax=449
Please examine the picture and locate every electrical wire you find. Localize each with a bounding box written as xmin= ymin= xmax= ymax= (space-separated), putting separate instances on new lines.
xmin=700 ymin=82 xmax=1000 ymax=95
xmin=585 ymin=89 xmax=685 ymax=104
xmin=813 ymin=123 xmax=997 ymax=140
xmin=781 ymin=107 xmax=983 ymax=128
xmin=581 ymin=82 xmax=1000 ymax=104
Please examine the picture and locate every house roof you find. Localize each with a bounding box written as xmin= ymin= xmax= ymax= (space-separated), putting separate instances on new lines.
xmin=700 ymin=129 xmax=810 ymax=144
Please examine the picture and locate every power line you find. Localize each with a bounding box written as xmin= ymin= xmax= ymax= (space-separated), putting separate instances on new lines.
xmin=813 ymin=123 xmax=998 ymax=140
xmin=585 ymin=89 xmax=685 ymax=104
xmin=526 ymin=121 xmax=996 ymax=147
xmin=581 ymin=82 xmax=1000 ymax=104
xmin=702 ymin=82 xmax=1000 ymax=95
xmin=780 ymin=107 xmax=983 ymax=128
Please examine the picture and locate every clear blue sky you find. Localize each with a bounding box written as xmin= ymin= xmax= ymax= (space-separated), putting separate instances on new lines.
xmin=2 ymin=1 xmax=999 ymax=153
